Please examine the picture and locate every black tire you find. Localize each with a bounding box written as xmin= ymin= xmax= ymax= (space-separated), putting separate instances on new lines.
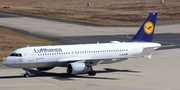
xmin=92 ymin=71 xmax=96 ymax=76
xmin=24 ymin=74 xmax=29 ymax=78
xmin=88 ymin=71 xmax=92 ymax=75
xmin=88 ymin=70 xmax=96 ymax=76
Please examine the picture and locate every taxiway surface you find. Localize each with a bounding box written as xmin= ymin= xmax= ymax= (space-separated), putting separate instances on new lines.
xmin=0 ymin=12 xmax=180 ymax=90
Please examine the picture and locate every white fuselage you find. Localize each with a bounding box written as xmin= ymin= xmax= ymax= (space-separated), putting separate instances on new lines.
xmin=3 ymin=42 xmax=161 ymax=68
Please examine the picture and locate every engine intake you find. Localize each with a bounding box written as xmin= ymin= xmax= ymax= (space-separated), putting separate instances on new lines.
xmin=67 ymin=62 xmax=88 ymax=74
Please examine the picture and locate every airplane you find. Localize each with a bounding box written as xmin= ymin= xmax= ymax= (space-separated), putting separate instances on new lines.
xmin=3 ymin=12 xmax=161 ymax=77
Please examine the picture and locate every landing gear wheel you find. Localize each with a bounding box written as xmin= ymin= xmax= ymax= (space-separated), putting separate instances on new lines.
xmin=87 ymin=66 xmax=96 ymax=76
xmin=23 ymin=69 xmax=30 ymax=78
xmin=24 ymin=74 xmax=29 ymax=78
xmin=88 ymin=70 xmax=96 ymax=76
xmin=92 ymin=71 xmax=96 ymax=76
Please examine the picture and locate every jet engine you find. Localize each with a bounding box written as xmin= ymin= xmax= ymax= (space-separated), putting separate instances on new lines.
xmin=67 ymin=62 xmax=88 ymax=74
xmin=36 ymin=67 xmax=54 ymax=71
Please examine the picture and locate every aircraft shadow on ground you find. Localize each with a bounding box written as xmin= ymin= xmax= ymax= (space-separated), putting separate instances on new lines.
xmin=0 ymin=68 xmax=140 ymax=80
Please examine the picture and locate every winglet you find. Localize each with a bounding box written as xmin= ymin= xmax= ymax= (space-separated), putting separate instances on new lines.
xmin=130 ymin=12 xmax=158 ymax=42
xmin=147 ymin=54 xmax=152 ymax=59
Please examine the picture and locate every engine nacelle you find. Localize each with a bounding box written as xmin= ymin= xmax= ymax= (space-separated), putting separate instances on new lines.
xmin=36 ymin=67 xmax=54 ymax=71
xmin=67 ymin=62 xmax=88 ymax=74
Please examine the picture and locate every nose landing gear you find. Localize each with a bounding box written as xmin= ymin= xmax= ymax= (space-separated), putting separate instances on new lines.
xmin=23 ymin=69 xmax=30 ymax=78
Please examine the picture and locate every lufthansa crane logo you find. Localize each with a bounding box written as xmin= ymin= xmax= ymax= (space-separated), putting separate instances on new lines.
xmin=144 ymin=21 xmax=154 ymax=35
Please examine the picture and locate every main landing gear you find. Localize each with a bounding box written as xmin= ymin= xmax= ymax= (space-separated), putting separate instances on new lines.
xmin=23 ymin=69 xmax=30 ymax=78
xmin=88 ymin=66 xmax=96 ymax=76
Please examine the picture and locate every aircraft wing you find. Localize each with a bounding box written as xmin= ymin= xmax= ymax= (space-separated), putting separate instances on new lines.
xmin=56 ymin=58 xmax=128 ymax=67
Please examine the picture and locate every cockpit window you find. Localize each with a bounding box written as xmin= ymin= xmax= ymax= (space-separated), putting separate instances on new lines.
xmin=19 ymin=54 xmax=22 ymax=57
xmin=10 ymin=53 xmax=22 ymax=57
xmin=15 ymin=54 xmax=18 ymax=56
xmin=10 ymin=53 xmax=16 ymax=56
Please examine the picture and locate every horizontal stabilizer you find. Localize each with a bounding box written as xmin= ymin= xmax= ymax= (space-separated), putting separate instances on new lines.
xmin=147 ymin=54 xmax=152 ymax=59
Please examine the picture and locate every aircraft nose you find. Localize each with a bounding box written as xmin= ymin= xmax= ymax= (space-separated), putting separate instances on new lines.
xmin=3 ymin=57 xmax=15 ymax=67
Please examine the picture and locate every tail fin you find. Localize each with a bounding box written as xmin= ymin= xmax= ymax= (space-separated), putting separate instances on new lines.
xmin=130 ymin=12 xmax=158 ymax=42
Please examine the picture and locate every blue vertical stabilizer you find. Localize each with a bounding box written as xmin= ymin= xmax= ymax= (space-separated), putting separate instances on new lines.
xmin=130 ymin=12 xmax=158 ymax=42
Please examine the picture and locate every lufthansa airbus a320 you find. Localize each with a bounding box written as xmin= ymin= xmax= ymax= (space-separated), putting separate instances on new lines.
xmin=3 ymin=12 xmax=161 ymax=77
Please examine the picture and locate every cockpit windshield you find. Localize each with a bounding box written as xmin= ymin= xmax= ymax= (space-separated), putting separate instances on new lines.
xmin=10 ymin=53 xmax=22 ymax=57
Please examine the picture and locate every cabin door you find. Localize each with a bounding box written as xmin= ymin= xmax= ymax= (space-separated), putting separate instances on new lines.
xmin=28 ymin=49 xmax=34 ymax=62
xmin=132 ymin=44 xmax=137 ymax=55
